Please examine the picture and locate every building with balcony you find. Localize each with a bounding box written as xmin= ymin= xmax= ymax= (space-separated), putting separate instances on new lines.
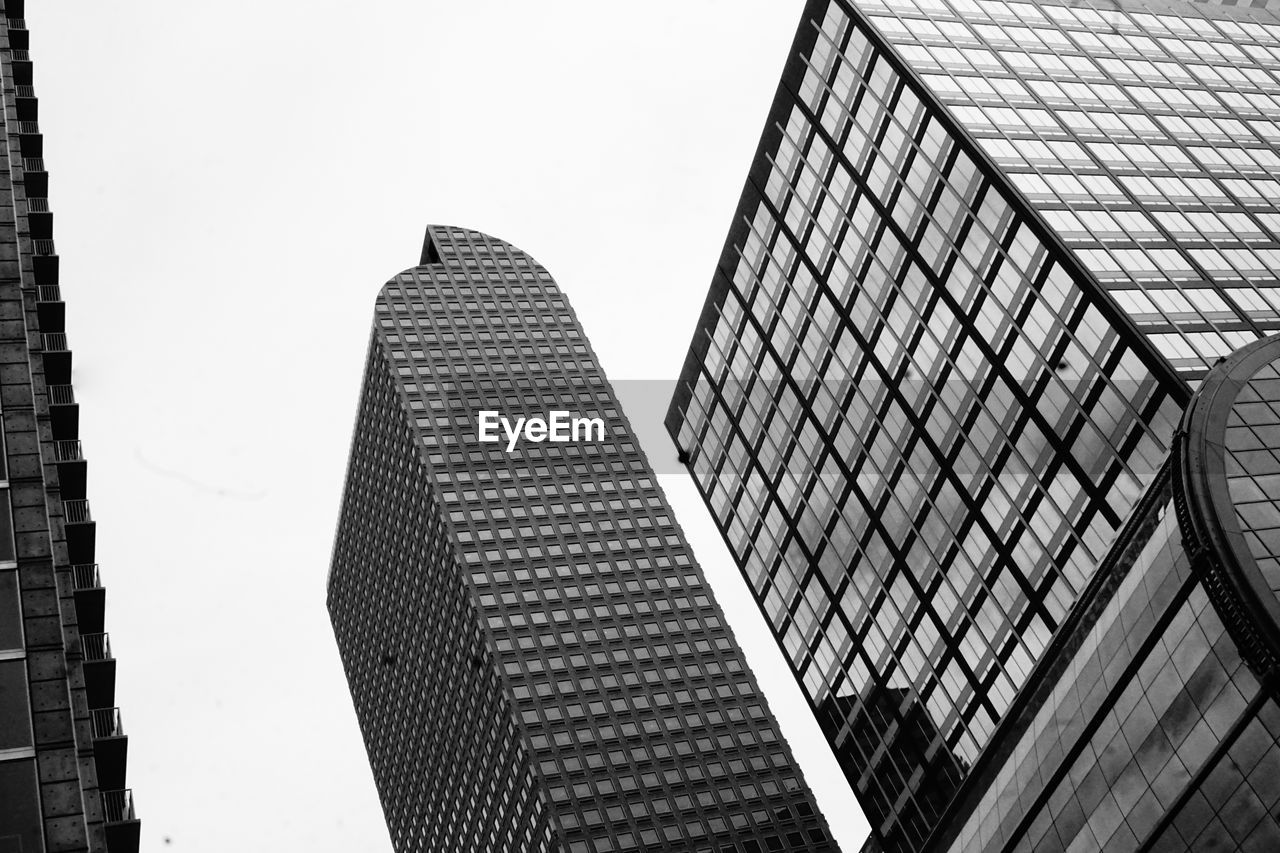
xmin=327 ymin=226 xmax=840 ymax=853
xmin=666 ymin=0 xmax=1280 ymax=849
xmin=0 ymin=3 xmax=139 ymax=852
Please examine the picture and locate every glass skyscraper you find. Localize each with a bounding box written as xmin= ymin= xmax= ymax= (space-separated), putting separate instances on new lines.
xmin=666 ymin=0 xmax=1280 ymax=849
xmin=327 ymin=226 xmax=839 ymax=853
xmin=943 ymin=330 xmax=1280 ymax=851
xmin=0 ymin=4 xmax=139 ymax=852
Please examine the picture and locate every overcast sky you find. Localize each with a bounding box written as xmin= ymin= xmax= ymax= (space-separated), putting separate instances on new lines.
xmin=24 ymin=4 xmax=870 ymax=850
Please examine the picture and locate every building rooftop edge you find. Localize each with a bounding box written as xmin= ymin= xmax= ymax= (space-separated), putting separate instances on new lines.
xmin=1177 ymin=332 xmax=1280 ymax=677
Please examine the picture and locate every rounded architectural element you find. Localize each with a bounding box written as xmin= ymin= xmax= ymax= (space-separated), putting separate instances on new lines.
xmin=1176 ymin=332 xmax=1280 ymax=678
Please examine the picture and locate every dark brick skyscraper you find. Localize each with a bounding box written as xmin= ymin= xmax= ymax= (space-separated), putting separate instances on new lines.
xmin=0 ymin=4 xmax=139 ymax=852
xmin=327 ymin=226 xmax=840 ymax=853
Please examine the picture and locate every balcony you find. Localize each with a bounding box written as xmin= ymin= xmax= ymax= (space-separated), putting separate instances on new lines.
xmin=63 ymin=499 xmax=94 ymax=565
xmin=10 ymin=50 xmax=31 ymax=86
xmin=90 ymin=708 xmax=128 ymax=790
xmin=81 ymin=633 xmax=115 ymax=708
xmin=41 ymin=332 xmax=70 ymax=384
xmin=36 ymin=284 xmax=62 ymax=332
xmin=7 ymin=19 xmax=28 ymax=51
xmin=54 ymin=439 xmax=85 ymax=499
xmin=17 ymin=119 xmax=39 ymax=157
xmin=25 ymin=196 xmax=50 ymax=239
xmin=31 ymin=238 xmax=56 ymax=283
xmin=14 ymin=83 xmax=34 ymax=122
xmin=22 ymin=157 xmax=45 ymax=196
xmin=72 ymin=563 xmax=103 ymax=634
xmin=47 ymin=384 xmax=78 ymax=440
xmin=101 ymin=789 xmax=140 ymax=853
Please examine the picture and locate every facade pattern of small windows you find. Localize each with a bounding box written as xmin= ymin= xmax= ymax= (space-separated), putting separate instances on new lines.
xmin=1197 ymin=0 xmax=1280 ymax=11
xmin=856 ymin=0 xmax=1280 ymax=375
xmin=1223 ymin=358 xmax=1280 ymax=602
xmin=328 ymin=338 xmax=554 ymax=853
xmin=333 ymin=226 xmax=839 ymax=853
xmin=667 ymin=1 xmax=1195 ymax=850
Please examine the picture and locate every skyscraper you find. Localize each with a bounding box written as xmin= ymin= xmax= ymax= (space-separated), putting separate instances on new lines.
xmin=327 ymin=226 xmax=839 ymax=853
xmin=941 ymin=330 xmax=1280 ymax=853
xmin=666 ymin=0 xmax=1280 ymax=849
xmin=0 ymin=5 xmax=140 ymax=853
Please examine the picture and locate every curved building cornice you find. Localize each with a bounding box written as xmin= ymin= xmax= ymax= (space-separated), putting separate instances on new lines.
xmin=1176 ymin=332 xmax=1280 ymax=679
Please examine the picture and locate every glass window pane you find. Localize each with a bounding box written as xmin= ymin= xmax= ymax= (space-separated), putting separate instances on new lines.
xmin=0 ymin=660 xmax=31 ymax=751
xmin=0 ymin=491 xmax=17 ymax=563
xmin=0 ymin=573 xmax=20 ymax=651
xmin=0 ymin=758 xmax=42 ymax=852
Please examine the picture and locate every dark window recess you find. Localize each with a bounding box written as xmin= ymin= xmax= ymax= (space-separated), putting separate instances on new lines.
xmin=0 ymin=760 xmax=43 ymax=853
xmin=0 ymin=572 xmax=20 ymax=650
xmin=0 ymin=660 xmax=33 ymax=751
xmin=0 ymin=492 xmax=15 ymax=564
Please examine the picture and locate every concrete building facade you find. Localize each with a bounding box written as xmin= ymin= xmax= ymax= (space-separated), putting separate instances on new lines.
xmin=0 ymin=3 xmax=139 ymax=852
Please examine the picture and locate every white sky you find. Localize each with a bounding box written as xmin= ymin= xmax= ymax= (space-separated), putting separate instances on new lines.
xmin=24 ymin=3 xmax=870 ymax=850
